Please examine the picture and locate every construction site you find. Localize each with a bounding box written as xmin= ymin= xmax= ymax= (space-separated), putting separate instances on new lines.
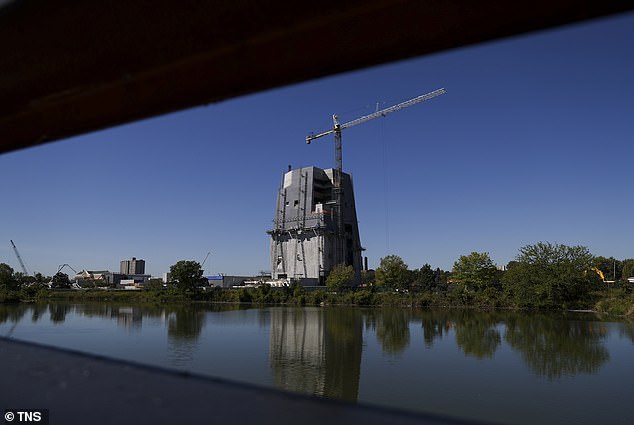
xmin=268 ymin=89 xmax=445 ymax=286
xmin=268 ymin=166 xmax=363 ymax=285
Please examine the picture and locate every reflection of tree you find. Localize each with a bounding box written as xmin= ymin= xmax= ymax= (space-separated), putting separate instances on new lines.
xmin=30 ymin=304 xmax=48 ymax=323
xmin=504 ymin=313 xmax=609 ymax=379
xmin=167 ymin=307 xmax=204 ymax=340
xmin=419 ymin=309 xmax=453 ymax=348
xmin=617 ymin=320 xmax=634 ymax=343
xmin=370 ymin=309 xmax=411 ymax=356
xmin=49 ymin=304 xmax=71 ymax=323
xmin=0 ymin=304 xmax=27 ymax=324
xmin=323 ymin=308 xmax=363 ymax=401
xmin=0 ymin=304 xmax=28 ymax=336
xmin=167 ymin=306 xmax=205 ymax=368
xmin=454 ymin=310 xmax=501 ymax=359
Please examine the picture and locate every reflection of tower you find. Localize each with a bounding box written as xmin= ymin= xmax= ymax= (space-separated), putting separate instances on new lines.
xmin=113 ymin=306 xmax=143 ymax=330
xmin=268 ymin=167 xmax=362 ymax=284
xmin=269 ymin=308 xmax=326 ymax=395
xmin=269 ymin=307 xmax=362 ymax=401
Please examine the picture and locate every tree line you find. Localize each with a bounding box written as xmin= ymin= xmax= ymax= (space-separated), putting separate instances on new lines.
xmin=2 ymin=242 xmax=634 ymax=313
xmin=326 ymin=242 xmax=634 ymax=310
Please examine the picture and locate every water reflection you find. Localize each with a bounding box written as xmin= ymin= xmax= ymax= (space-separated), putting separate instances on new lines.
xmin=504 ymin=313 xmax=609 ymax=379
xmin=30 ymin=304 xmax=48 ymax=323
xmin=617 ymin=319 xmax=634 ymax=342
xmin=0 ymin=304 xmax=624 ymax=386
xmin=453 ymin=310 xmax=501 ymax=359
xmin=269 ymin=307 xmax=362 ymax=400
xmin=366 ymin=309 xmax=411 ymax=355
xmin=48 ymin=304 xmax=71 ymax=323
xmin=167 ymin=307 xmax=205 ymax=367
xmin=419 ymin=309 xmax=453 ymax=348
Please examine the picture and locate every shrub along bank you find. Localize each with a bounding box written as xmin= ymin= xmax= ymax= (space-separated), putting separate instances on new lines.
xmin=4 ymin=282 xmax=630 ymax=317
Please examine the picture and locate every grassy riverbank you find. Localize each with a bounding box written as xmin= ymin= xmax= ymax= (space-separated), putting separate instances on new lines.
xmin=3 ymin=284 xmax=634 ymax=317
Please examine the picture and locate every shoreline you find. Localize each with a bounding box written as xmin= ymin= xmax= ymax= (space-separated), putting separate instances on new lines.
xmin=2 ymin=287 xmax=632 ymax=318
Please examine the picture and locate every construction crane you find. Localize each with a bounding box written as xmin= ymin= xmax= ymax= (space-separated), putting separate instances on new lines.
xmin=201 ymin=251 xmax=211 ymax=273
xmin=10 ymin=239 xmax=30 ymax=275
xmin=305 ymin=88 xmax=446 ymax=265
xmin=57 ymin=264 xmax=78 ymax=275
xmin=47 ymin=264 xmax=80 ymax=289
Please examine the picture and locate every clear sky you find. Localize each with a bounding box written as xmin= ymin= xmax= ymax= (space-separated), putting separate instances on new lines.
xmin=2 ymin=12 xmax=633 ymax=277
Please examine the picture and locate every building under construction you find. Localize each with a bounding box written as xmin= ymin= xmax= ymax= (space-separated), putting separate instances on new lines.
xmin=268 ymin=166 xmax=362 ymax=285
xmin=269 ymin=89 xmax=446 ymax=285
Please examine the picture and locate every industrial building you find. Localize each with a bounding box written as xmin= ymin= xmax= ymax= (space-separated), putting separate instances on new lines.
xmin=120 ymin=257 xmax=145 ymax=275
xmin=268 ymin=166 xmax=362 ymax=285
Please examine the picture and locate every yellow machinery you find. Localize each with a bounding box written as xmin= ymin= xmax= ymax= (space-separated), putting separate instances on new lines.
xmin=591 ymin=267 xmax=616 ymax=283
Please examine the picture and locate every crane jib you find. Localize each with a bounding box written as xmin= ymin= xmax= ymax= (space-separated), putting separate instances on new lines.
xmin=340 ymin=88 xmax=445 ymax=129
xmin=306 ymin=88 xmax=445 ymax=142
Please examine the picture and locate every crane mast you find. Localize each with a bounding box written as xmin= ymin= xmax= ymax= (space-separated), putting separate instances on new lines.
xmin=305 ymin=88 xmax=445 ymax=267
xmin=10 ymin=239 xmax=30 ymax=275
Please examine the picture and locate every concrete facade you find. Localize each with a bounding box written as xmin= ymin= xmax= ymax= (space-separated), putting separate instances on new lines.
xmin=268 ymin=167 xmax=362 ymax=284
xmin=120 ymin=257 xmax=145 ymax=275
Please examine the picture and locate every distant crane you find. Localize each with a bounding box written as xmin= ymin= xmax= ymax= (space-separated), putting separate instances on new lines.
xmin=201 ymin=251 xmax=211 ymax=273
xmin=56 ymin=264 xmax=78 ymax=276
xmin=49 ymin=264 xmax=79 ymax=288
xmin=305 ymin=88 xmax=446 ymax=265
xmin=10 ymin=240 xmax=30 ymax=275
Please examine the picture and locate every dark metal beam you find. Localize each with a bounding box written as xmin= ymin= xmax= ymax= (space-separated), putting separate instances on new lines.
xmin=1 ymin=1 xmax=632 ymax=154
xmin=0 ymin=337 xmax=489 ymax=425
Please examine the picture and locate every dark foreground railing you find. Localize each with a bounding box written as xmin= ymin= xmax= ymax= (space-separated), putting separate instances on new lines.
xmin=0 ymin=337 xmax=498 ymax=425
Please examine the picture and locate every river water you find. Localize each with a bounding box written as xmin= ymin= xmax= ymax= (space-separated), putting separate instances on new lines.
xmin=1 ymin=303 xmax=633 ymax=425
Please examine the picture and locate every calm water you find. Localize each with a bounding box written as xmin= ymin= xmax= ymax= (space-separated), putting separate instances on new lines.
xmin=2 ymin=303 xmax=633 ymax=425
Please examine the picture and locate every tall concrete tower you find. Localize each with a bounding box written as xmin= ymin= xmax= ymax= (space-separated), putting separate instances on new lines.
xmin=268 ymin=166 xmax=362 ymax=285
xmin=120 ymin=257 xmax=145 ymax=275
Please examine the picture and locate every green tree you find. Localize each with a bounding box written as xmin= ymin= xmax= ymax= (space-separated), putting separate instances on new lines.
xmin=502 ymin=242 xmax=595 ymax=308
xmin=145 ymin=278 xmax=165 ymax=290
xmin=361 ymin=269 xmax=375 ymax=287
xmin=375 ymin=255 xmax=410 ymax=291
xmin=14 ymin=272 xmax=35 ymax=287
xmin=326 ymin=263 xmax=354 ymax=291
xmin=0 ymin=263 xmax=18 ymax=290
xmin=170 ymin=260 xmax=205 ymax=293
xmin=434 ymin=268 xmax=450 ymax=286
xmin=34 ymin=272 xmax=49 ymax=285
xmin=622 ymin=259 xmax=634 ymax=281
xmin=452 ymin=252 xmax=498 ymax=292
xmin=411 ymin=263 xmax=435 ymax=291
xmin=51 ymin=272 xmax=71 ymax=288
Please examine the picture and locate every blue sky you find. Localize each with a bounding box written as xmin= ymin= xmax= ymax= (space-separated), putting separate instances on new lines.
xmin=2 ymin=12 xmax=633 ymax=277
